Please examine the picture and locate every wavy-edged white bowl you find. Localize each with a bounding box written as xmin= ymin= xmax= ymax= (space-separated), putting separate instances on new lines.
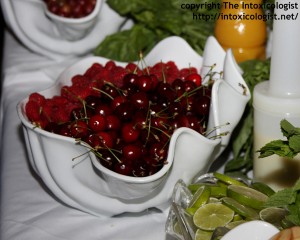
xmin=17 ymin=36 xmax=250 ymax=217
xmin=44 ymin=0 xmax=103 ymax=41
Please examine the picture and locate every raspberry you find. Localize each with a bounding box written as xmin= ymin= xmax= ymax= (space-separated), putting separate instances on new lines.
xmin=125 ymin=63 xmax=141 ymax=75
xmin=28 ymin=92 xmax=46 ymax=105
xmin=25 ymin=100 xmax=41 ymax=122
xmin=105 ymin=60 xmax=116 ymax=71
xmin=110 ymin=66 xmax=127 ymax=88
xmin=84 ymin=63 xmax=104 ymax=79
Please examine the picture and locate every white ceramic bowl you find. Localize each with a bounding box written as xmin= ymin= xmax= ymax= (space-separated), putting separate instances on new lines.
xmin=44 ymin=0 xmax=103 ymax=41
xmin=222 ymin=220 xmax=279 ymax=240
xmin=17 ymin=36 xmax=250 ymax=217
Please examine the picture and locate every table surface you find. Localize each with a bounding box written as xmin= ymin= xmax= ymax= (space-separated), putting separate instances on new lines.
xmin=0 ymin=30 xmax=171 ymax=240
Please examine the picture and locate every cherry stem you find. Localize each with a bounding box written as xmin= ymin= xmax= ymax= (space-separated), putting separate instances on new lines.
xmin=92 ymin=87 xmax=114 ymax=100
xmin=204 ymin=122 xmax=230 ymax=137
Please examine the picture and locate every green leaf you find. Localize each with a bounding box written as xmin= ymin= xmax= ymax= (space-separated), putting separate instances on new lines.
xmin=264 ymin=188 xmax=296 ymax=208
xmin=281 ymin=119 xmax=297 ymax=138
xmin=289 ymin=135 xmax=300 ymax=153
xmin=94 ymin=25 xmax=157 ymax=62
xmin=257 ymin=140 xmax=295 ymax=158
xmin=107 ymin=0 xmax=152 ymax=15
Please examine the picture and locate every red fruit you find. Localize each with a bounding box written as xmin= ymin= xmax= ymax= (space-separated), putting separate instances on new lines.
xmin=28 ymin=92 xmax=46 ymax=105
xmin=121 ymin=123 xmax=140 ymax=143
xmin=137 ymin=75 xmax=153 ymax=92
xmin=25 ymin=101 xmax=41 ymax=122
xmin=97 ymin=131 xmax=114 ymax=149
xmin=106 ymin=115 xmax=121 ymax=131
xmin=122 ymin=144 xmax=142 ymax=162
xmin=114 ymin=161 xmax=133 ymax=176
xmin=89 ymin=115 xmax=107 ymax=132
xmin=185 ymin=73 xmax=202 ymax=87
xmin=70 ymin=120 xmax=88 ymax=138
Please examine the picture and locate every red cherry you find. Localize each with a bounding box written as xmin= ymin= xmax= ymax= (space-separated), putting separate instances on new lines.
xmin=106 ymin=115 xmax=121 ymax=131
xmin=70 ymin=120 xmax=88 ymax=138
xmin=88 ymin=115 xmax=107 ymax=132
xmin=121 ymin=123 xmax=140 ymax=143
xmin=137 ymin=75 xmax=153 ymax=92
xmin=122 ymin=144 xmax=142 ymax=162
xmin=185 ymin=73 xmax=202 ymax=87
xmin=97 ymin=131 xmax=114 ymax=149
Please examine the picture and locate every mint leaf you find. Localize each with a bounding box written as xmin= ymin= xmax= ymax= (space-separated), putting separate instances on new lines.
xmin=281 ymin=119 xmax=297 ymax=138
xmin=264 ymin=188 xmax=296 ymax=208
xmin=257 ymin=140 xmax=295 ymax=158
xmin=289 ymin=135 xmax=300 ymax=153
xmin=94 ymin=25 xmax=157 ymax=62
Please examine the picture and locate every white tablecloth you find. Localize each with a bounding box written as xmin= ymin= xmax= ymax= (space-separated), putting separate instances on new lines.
xmin=0 ymin=31 xmax=171 ymax=240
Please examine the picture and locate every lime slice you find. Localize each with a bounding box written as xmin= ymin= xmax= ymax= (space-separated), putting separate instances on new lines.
xmin=250 ymin=182 xmax=275 ymax=197
xmin=209 ymin=185 xmax=227 ymax=198
xmin=193 ymin=203 xmax=234 ymax=231
xmin=188 ymin=183 xmax=215 ymax=194
xmin=194 ymin=228 xmax=213 ymax=240
xmin=209 ymin=197 xmax=221 ymax=203
xmin=185 ymin=207 xmax=198 ymax=216
xmin=225 ymin=220 xmax=247 ymax=229
xmin=259 ymin=207 xmax=288 ymax=228
xmin=222 ymin=197 xmax=259 ymax=220
xmin=227 ymin=184 xmax=269 ymax=210
xmin=232 ymin=214 xmax=243 ymax=221
xmin=213 ymin=172 xmax=247 ymax=187
xmin=188 ymin=185 xmax=210 ymax=209
xmin=173 ymin=221 xmax=182 ymax=235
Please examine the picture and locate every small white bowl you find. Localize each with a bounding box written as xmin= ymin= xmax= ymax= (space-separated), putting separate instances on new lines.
xmin=222 ymin=220 xmax=279 ymax=240
xmin=44 ymin=0 xmax=103 ymax=41
xmin=17 ymin=36 xmax=250 ymax=217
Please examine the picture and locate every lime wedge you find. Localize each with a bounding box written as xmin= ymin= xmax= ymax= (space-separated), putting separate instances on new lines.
xmin=193 ymin=203 xmax=234 ymax=231
xmin=251 ymin=182 xmax=275 ymax=197
xmin=227 ymin=184 xmax=269 ymax=210
xmin=188 ymin=185 xmax=210 ymax=209
xmin=194 ymin=228 xmax=213 ymax=240
xmin=213 ymin=172 xmax=247 ymax=186
xmin=259 ymin=207 xmax=288 ymax=228
xmin=222 ymin=197 xmax=259 ymax=220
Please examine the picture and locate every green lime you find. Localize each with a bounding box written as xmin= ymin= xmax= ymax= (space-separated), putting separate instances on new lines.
xmin=209 ymin=185 xmax=227 ymax=198
xmin=185 ymin=207 xmax=198 ymax=216
xmin=208 ymin=197 xmax=221 ymax=203
xmin=173 ymin=221 xmax=182 ymax=235
xmin=259 ymin=207 xmax=289 ymax=228
xmin=194 ymin=228 xmax=213 ymax=240
xmin=232 ymin=214 xmax=243 ymax=221
xmin=222 ymin=197 xmax=259 ymax=220
xmin=213 ymin=172 xmax=248 ymax=187
xmin=188 ymin=183 xmax=215 ymax=194
xmin=188 ymin=185 xmax=211 ymax=209
xmin=193 ymin=203 xmax=234 ymax=231
xmin=227 ymin=184 xmax=269 ymax=210
xmin=250 ymin=182 xmax=275 ymax=197
xmin=225 ymin=220 xmax=247 ymax=229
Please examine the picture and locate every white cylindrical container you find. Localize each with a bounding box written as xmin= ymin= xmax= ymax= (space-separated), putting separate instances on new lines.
xmin=253 ymin=82 xmax=300 ymax=191
xmin=253 ymin=0 xmax=300 ymax=191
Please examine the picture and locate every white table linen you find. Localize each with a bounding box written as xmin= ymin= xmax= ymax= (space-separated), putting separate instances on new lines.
xmin=0 ymin=31 xmax=171 ymax=240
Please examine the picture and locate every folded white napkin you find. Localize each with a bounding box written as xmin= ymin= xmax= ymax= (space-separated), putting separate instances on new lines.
xmin=1 ymin=0 xmax=126 ymax=60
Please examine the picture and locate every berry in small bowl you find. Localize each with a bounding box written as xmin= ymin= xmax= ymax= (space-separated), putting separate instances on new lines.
xmin=43 ymin=0 xmax=103 ymax=41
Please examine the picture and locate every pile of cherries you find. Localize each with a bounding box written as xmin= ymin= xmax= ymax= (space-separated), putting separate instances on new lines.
xmin=44 ymin=0 xmax=96 ymax=18
xmin=25 ymin=60 xmax=213 ymax=177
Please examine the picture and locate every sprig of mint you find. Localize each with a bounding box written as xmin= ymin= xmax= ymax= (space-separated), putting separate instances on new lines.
xmin=257 ymin=119 xmax=300 ymax=159
xmin=264 ymin=178 xmax=300 ymax=226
